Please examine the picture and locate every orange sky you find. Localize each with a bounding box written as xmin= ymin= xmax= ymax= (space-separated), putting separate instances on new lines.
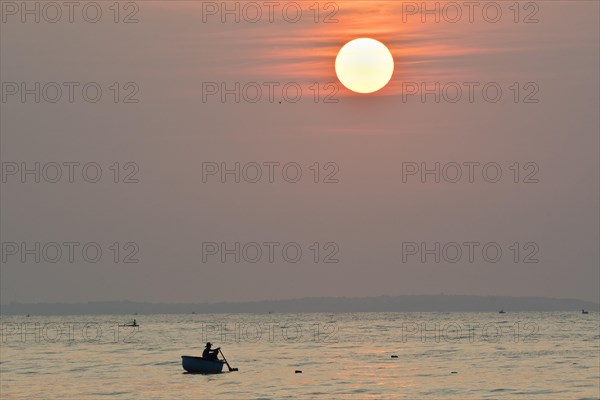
xmin=1 ymin=1 xmax=598 ymax=304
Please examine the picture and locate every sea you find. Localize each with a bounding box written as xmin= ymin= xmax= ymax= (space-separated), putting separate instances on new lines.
xmin=1 ymin=312 xmax=598 ymax=399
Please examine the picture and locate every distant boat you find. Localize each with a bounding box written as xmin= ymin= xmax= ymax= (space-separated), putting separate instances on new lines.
xmin=25 ymin=314 xmax=30 ymax=317
xmin=582 ymin=309 xmax=589 ymax=314
xmin=120 ymin=319 xmax=138 ymax=327
xmin=499 ymin=310 xmax=506 ymax=314
xmin=181 ymin=356 xmax=226 ymax=374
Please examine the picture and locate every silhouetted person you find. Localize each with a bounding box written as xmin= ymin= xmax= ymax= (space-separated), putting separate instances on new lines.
xmin=132 ymin=319 xmax=137 ymax=326
xmin=202 ymin=342 xmax=220 ymax=360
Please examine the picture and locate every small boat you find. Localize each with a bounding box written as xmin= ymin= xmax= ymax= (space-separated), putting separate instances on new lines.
xmin=499 ymin=310 xmax=506 ymax=314
xmin=181 ymin=356 xmax=226 ymax=374
xmin=582 ymin=309 xmax=589 ymax=314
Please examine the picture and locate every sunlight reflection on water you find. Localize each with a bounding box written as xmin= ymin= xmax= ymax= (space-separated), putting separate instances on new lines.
xmin=1 ymin=312 xmax=599 ymax=399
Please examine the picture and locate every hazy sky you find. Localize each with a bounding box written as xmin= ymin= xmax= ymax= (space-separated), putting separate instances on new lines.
xmin=1 ymin=1 xmax=598 ymax=303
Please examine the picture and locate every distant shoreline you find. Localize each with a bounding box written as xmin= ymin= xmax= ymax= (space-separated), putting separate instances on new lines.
xmin=1 ymin=295 xmax=598 ymax=316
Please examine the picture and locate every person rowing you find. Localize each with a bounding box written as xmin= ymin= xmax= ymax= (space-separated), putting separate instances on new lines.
xmin=119 ymin=319 xmax=139 ymax=327
xmin=202 ymin=342 xmax=220 ymax=360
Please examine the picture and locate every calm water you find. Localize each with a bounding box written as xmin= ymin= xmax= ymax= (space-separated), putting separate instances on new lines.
xmin=1 ymin=312 xmax=598 ymax=399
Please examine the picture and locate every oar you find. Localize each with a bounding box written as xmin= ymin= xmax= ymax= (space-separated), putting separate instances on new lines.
xmin=219 ymin=349 xmax=238 ymax=372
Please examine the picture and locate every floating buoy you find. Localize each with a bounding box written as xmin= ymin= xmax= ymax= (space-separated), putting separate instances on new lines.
xmin=295 ymin=370 xmax=302 ymax=373
xmin=391 ymin=355 xmax=398 ymax=358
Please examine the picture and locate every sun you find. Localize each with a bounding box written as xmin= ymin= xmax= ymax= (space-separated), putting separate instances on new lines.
xmin=335 ymin=38 xmax=394 ymax=94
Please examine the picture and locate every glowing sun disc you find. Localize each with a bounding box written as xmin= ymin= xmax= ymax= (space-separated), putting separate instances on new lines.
xmin=335 ymin=38 xmax=394 ymax=94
